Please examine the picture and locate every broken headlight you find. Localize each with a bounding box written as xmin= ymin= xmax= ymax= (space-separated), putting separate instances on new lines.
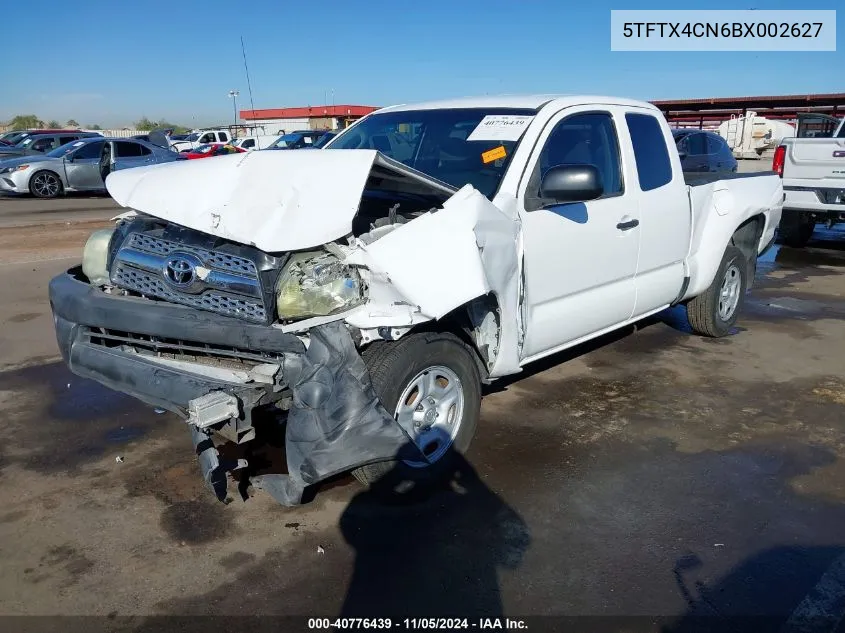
xmin=275 ymin=251 xmax=363 ymax=320
xmin=82 ymin=228 xmax=116 ymax=286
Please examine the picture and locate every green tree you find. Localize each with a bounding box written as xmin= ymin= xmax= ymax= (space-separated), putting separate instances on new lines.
xmin=8 ymin=114 xmax=43 ymax=129
xmin=66 ymin=119 xmax=79 ymax=127
xmin=47 ymin=119 xmax=61 ymax=128
xmin=88 ymin=124 xmax=102 ymax=130
xmin=134 ymin=116 xmax=155 ymax=131
xmin=134 ymin=117 xmax=189 ymax=133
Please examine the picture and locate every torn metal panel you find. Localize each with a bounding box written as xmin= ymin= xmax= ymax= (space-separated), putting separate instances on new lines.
xmin=345 ymin=186 xmax=524 ymax=376
xmin=252 ymin=321 xmax=421 ymax=506
xmin=190 ymin=424 xmax=247 ymax=501
xmin=105 ymin=150 xmax=455 ymax=252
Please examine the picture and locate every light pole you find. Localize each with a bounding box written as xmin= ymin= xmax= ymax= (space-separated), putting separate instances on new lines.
xmin=228 ymin=90 xmax=240 ymax=132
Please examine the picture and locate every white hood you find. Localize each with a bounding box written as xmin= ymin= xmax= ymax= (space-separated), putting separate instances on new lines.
xmin=105 ymin=149 xmax=455 ymax=252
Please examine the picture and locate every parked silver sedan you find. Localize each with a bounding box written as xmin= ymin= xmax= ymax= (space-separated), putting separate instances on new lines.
xmin=0 ymin=136 xmax=184 ymax=198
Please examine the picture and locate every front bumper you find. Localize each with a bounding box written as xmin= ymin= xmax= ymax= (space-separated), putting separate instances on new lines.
xmin=0 ymin=169 xmax=30 ymax=193
xmin=49 ymin=269 xmax=414 ymax=505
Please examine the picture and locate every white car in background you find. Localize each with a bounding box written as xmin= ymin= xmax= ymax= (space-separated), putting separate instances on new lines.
xmin=232 ymin=135 xmax=280 ymax=151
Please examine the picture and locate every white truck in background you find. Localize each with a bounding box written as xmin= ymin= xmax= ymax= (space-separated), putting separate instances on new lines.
xmin=774 ymin=116 xmax=845 ymax=247
xmin=169 ymin=129 xmax=233 ymax=153
xmin=49 ymin=95 xmax=783 ymax=507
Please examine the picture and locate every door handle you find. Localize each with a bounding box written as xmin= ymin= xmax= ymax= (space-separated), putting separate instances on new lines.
xmin=616 ymin=219 xmax=639 ymax=231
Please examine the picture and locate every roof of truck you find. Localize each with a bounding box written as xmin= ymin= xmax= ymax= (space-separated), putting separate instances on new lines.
xmin=376 ymin=94 xmax=659 ymax=113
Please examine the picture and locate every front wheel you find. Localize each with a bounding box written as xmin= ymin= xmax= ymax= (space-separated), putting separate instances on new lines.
xmin=29 ymin=170 xmax=63 ymax=198
xmin=686 ymin=245 xmax=748 ymax=338
xmin=352 ymin=332 xmax=482 ymax=488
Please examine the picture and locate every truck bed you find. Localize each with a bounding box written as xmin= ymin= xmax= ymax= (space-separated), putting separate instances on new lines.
xmin=684 ymin=171 xmax=775 ymax=186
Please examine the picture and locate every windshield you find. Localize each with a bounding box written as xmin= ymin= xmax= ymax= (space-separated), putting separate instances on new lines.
xmin=4 ymin=132 xmax=29 ymax=145
xmin=184 ymin=133 xmax=200 ymax=142
xmin=270 ymin=133 xmax=303 ymax=148
xmin=46 ymin=140 xmax=87 ymax=158
xmin=192 ymin=144 xmax=215 ymax=154
xmin=327 ymin=108 xmax=536 ymax=198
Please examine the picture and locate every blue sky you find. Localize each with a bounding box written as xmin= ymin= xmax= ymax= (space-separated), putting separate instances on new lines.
xmin=3 ymin=0 xmax=841 ymax=127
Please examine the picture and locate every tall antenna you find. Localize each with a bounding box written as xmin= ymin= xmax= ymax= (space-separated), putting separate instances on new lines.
xmin=240 ymin=36 xmax=257 ymax=131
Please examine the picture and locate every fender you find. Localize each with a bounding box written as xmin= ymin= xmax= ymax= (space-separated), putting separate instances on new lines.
xmin=682 ymin=175 xmax=783 ymax=301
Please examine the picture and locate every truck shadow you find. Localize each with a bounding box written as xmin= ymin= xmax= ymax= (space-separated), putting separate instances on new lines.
xmin=338 ymin=445 xmax=531 ymax=618
xmin=663 ymin=545 xmax=845 ymax=633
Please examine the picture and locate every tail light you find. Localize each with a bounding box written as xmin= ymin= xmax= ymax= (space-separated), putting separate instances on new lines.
xmin=772 ymin=145 xmax=786 ymax=177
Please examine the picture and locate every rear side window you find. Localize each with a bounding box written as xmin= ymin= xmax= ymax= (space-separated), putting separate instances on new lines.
xmin=242 ymin=139 xmax=255 ymax=149
xmin=686 ymin=134 xmax=707 ymax=155
xmin=626 ymin=113 xmax=672 ymax=191
xmin=706 ymin=135 xmax=726 ymax=154
xmin=115 ymin=141 xmax=150 ymax=157
xmin=219 ymin=132 xmax=229 ymax=142
xmin=59 ymin=136 xmax=78 ymax=146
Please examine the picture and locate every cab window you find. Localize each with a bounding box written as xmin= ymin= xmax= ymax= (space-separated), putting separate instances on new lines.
xmin=526 ymin=112 xmax=623 ymax=210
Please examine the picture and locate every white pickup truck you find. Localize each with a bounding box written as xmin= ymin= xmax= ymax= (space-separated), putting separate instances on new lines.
xmin=49 ymin=95 xmax=783 ymax=506
xmin=775 ymin=116 xmax=845 ymax=246
xmin=169 ymin=129 xmax=233 ymax=153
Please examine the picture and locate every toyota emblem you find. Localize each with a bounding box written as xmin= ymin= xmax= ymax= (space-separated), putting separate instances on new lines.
xmin=163 ymin=253 xmax=201 ymax=288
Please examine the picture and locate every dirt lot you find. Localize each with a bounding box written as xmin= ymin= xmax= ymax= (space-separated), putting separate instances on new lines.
xmin=1 ymin=201 xmax=844 ymax=631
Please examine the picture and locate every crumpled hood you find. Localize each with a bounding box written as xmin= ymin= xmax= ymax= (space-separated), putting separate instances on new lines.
xmin=105 ymin=149 xmax=455 ymax=252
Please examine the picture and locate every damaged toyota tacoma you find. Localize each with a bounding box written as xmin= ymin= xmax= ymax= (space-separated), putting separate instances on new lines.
xmin=48 ymin=96 xmax=784 ymax=506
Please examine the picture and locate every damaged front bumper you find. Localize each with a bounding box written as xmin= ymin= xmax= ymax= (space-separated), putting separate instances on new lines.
xmin=49 ymin=268 xmax=417 ymax=506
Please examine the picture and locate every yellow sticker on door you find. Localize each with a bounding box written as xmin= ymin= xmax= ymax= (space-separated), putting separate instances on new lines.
xmin=481 ymin=145 xmax=507 ymax=164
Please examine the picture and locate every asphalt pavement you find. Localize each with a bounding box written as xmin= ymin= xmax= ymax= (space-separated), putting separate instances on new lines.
xmin=1 ymin=199 xmax=844 ymax=632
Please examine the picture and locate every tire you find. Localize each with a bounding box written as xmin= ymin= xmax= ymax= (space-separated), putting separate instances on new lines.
xmin=352 ymin=332 xmax=482 ymax=488
xmin=687 ymin=245 xmax=747 ymax=338
xmin=779 ymin=213 xmax=815 ymax=248
xmin=29 ymin=170 xmax=63 ymax=199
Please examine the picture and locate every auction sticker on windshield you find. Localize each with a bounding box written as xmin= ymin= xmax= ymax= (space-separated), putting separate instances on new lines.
xmin=467 ymin=115 xmax=534 ymax=142
xmin=481 ymin=145 xmax=507 ymax=164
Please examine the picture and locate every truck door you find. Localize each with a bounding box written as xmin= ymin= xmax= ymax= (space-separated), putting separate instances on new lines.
xmin=517 ymin=108 xmax=640 ymax=360
xmin=622 ymin=111 xmax=691 ymax=316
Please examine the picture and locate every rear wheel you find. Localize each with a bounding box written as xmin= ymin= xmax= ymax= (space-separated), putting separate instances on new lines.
xmin=687 ymin=246 xmax=747 ymax=338
xmin=779 ymin=213 xmax=815 ymax=248
xmin=29 ymin=171 xmax=63 ymax=198
xmin=352 ymin=332 xmax=482 ymax=488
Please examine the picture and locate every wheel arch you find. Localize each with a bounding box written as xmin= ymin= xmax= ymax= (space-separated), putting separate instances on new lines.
xmin=685 ymin=212 xmax=766 ymax=300
xmin=28 ymin=168 xmax=65 ymax=196
xmin=359 ymin=293 xmax=502 ymax=383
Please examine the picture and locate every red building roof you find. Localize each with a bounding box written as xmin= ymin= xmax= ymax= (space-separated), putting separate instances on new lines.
xmin=239 ymin=105 xmax=378 ymax=120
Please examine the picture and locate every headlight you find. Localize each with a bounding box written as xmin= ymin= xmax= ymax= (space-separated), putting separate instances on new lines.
xmin=276 ymin=251 xmax=363 ymax=320
xmin=81 ymin=228 xmax=116 ymax=286
xmin=0 ymin=164 xmax=28 ymax=174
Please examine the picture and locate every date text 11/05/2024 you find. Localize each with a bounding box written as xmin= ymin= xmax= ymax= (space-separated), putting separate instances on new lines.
xmin=307 ymin=618 xmax=528 ymax=630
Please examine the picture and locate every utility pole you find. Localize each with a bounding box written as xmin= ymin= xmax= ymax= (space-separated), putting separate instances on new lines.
xmin=228 ymin=90 xmax=240 ymax=131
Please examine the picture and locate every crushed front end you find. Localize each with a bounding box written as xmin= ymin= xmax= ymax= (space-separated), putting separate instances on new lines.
xmin=49 ymin=215 xmax=416 ymax=506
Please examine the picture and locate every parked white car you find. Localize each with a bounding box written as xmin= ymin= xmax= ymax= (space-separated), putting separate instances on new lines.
xmin=774 ymin=116 xmax=845 ymax=246
xmin=231 ymin=135 xmax=280 ymax=151
xmin=169 ymin=129 xmax=233 ymax=152
xmin=49 ymin=95 xmax=782 ymax=507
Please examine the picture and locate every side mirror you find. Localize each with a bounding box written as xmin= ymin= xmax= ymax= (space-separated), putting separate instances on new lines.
xmin=65 ymin=154 xmax=74 ymax=163
xmin=539 ymin=164 xmax=603 ymax=204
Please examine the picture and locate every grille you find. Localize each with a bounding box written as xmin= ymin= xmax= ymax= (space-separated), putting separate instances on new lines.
xmin=84 ymin=327 xmax=284 ymax=368
xmin=125 ymin=233 xmax=258 ymax=276
xmin=112 ymin=264 xmax=267 ymax=322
